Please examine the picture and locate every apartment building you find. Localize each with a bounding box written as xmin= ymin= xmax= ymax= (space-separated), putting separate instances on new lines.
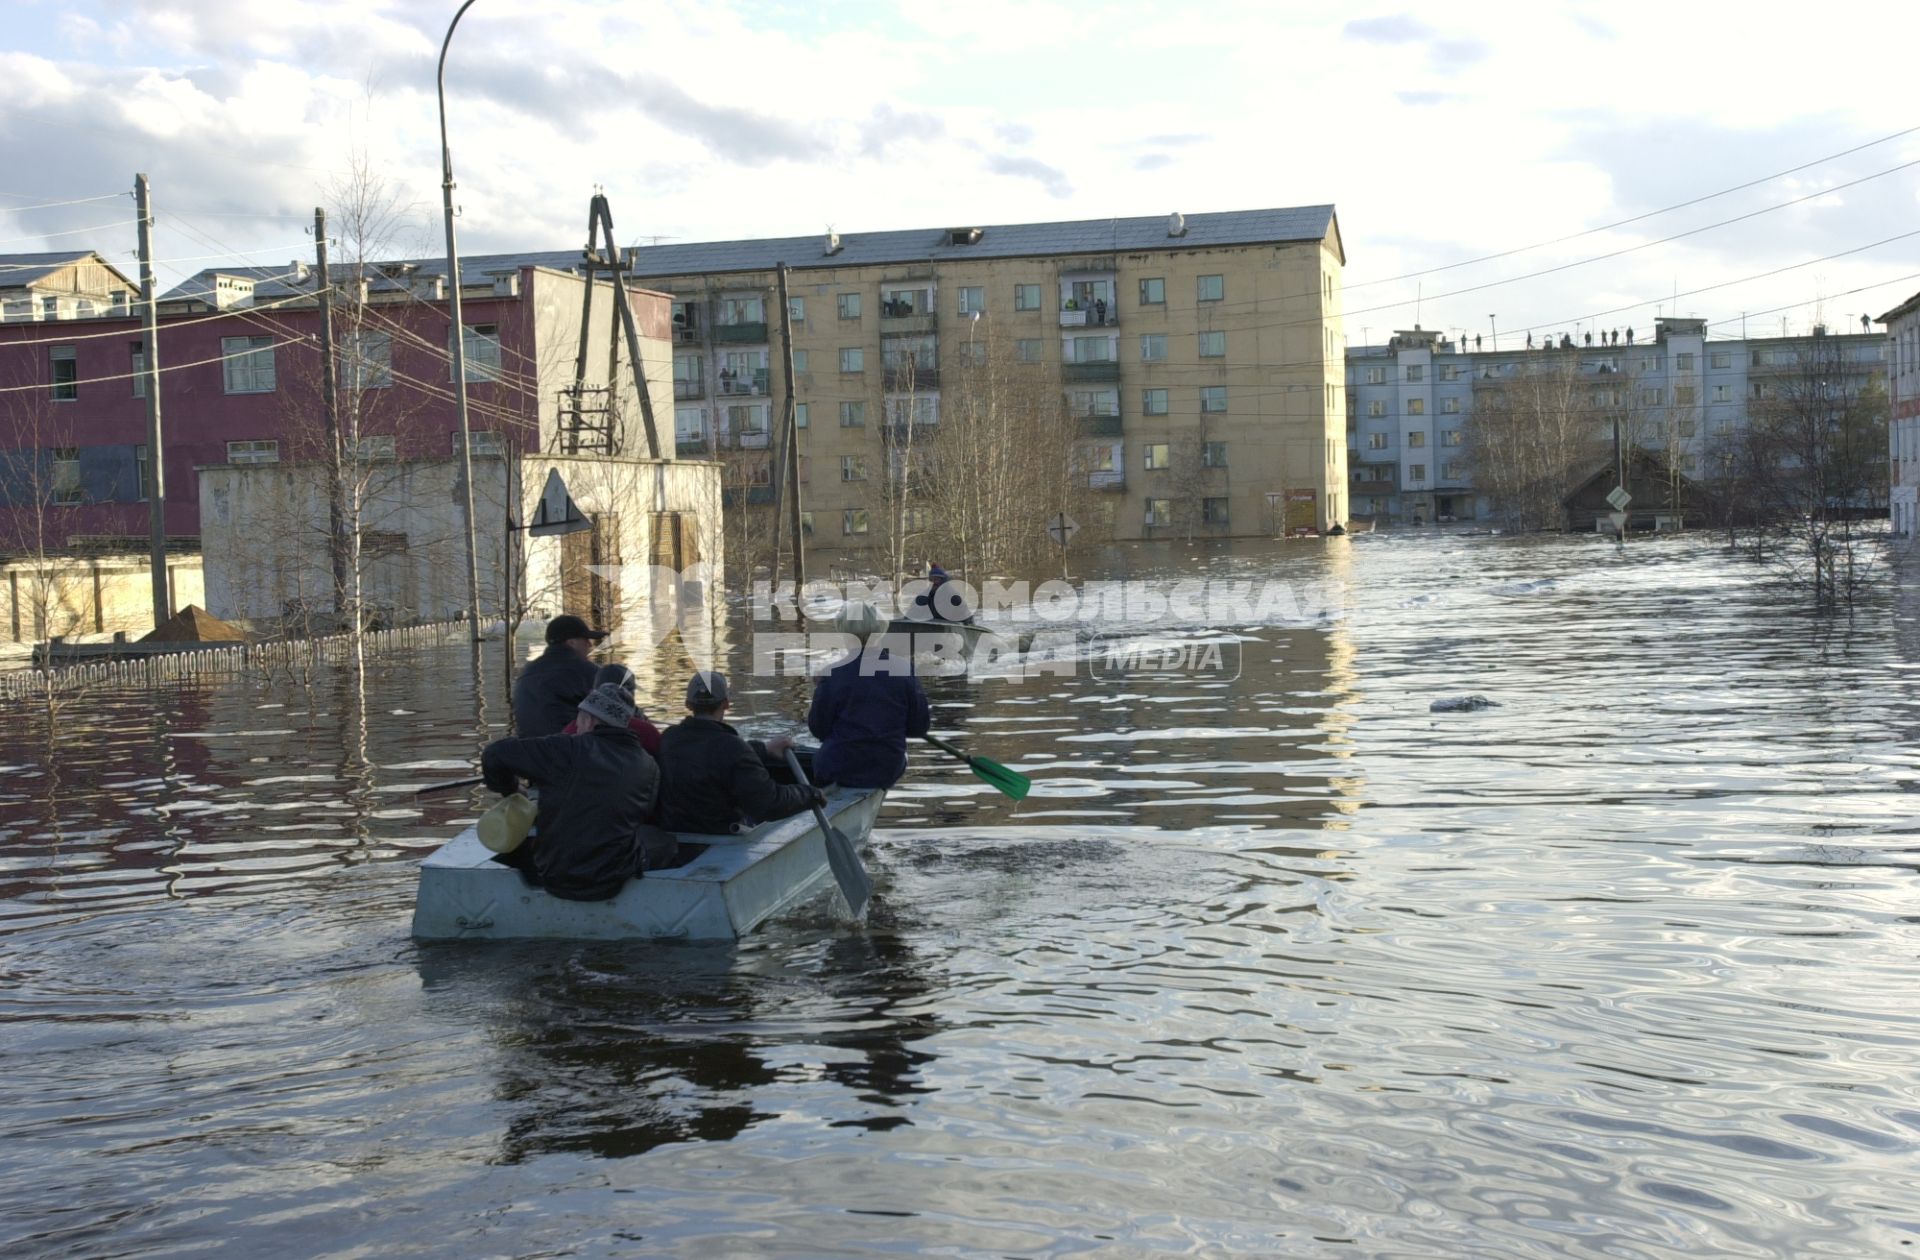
xmin=631 ymin=207 xmax=1348 ymax=551
xmin=1346 ymin=317 xmax=1887 ymax=524
xmin=1880 ymin=289 xmax=1920 ymax=546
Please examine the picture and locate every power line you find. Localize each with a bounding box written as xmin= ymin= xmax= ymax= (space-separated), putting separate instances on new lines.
xmin=0 ymin=192 xmax=129 ymax=212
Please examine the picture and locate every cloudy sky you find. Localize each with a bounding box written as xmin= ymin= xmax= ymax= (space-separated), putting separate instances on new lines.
xmin=5 ymin=0 xmax=1920 ymax=345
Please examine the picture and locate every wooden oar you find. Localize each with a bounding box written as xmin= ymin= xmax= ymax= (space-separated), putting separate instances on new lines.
xmin=784 ymin=749 xmax=872 ymax=919
xmin=415 ymin=776 xmax=483 ymax=795
xmin=921 ymin=734 xmax=1030 ymax=800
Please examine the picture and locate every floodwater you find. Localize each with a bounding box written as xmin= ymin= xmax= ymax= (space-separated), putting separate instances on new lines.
xmin=3 ymin=533 xmax=1918 ymax=1259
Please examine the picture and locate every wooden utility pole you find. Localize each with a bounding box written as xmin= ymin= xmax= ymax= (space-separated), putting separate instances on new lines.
xmin=771 ymin=263 xmax=806 ymax=587
xmin=314 ymin=207 xmax=349 ymax=615
xmin=134 ymin=174 xmax=168 ymax=627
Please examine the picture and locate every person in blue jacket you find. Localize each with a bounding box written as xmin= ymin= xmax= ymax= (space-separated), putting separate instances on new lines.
xmin=808 ymin=602 xmax=931 ymax=789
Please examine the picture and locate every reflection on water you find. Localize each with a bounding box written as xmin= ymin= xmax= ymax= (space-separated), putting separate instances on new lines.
xmin=3 ymin=533 xmax=1920 ymax=1258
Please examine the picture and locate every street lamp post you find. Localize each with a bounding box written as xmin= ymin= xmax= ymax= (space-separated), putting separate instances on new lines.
xmin=439 ymin=0 xmax=485 ymax=655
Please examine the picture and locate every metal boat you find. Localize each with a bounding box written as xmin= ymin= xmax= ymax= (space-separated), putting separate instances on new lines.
xmin=411 ymin=786 xmax=884 ymax=942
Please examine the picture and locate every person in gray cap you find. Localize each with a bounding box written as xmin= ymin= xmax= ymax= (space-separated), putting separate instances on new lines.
xmin=511 ymin=614 xmax=609 ymax=737
xmin=657 ymin=669 xmax=820 ymax=835
xmin=481 ymin=681 xmax=668 ymax=898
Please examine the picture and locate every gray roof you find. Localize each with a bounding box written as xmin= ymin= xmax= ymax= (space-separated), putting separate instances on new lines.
xmin=159 ymin=205 xmax=1341 ymax=302
xmin=0 ymin=250 xmax=132 ymax=290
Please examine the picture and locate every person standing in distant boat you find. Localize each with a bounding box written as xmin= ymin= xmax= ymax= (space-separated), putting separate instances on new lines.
xmin=513 ymin=614 xmax=605 ymax=737
xmin=809 ymin=602 xmax=931 ymax=791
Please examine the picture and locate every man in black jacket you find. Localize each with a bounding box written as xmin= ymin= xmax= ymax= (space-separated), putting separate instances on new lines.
xmin=658 ymin=670 xmax=821 ymax=834
xmin=482 ymin=682 xmax=663 ymax=900
xmin=512 ymin=614 xmax=606 ymax=736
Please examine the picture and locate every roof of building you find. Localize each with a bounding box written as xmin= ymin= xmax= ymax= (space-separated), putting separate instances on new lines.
xmin=158 ymin=205 xmax=1343 ymax=302
xmin=0 ymin=250 xmax=136 ymax=291
xmin=1879 ymin=289 xmax=1920 ymax=324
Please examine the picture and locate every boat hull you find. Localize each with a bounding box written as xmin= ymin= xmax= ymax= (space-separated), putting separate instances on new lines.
xmin=411 ymin=787 xmax=885 ymax=942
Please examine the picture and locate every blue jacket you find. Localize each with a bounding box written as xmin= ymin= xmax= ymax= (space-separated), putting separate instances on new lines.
xmin=808 ymin=651 xmax=931 ymax=789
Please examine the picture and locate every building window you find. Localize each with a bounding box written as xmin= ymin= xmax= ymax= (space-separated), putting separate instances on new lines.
xmin=1202 ymin=496 xmax=1230 ymax=524
xmin=840 ymin=347 xmax=865 ymax=373
xmin=790 ymin=349 xmax=809 ymax=375
xmin=1442 ymin=397 xmax=1460 ymax=414
xmin=838 ymin=293 xmax=862 ymax=319
xmin=1139 ymin=277 xmax=1165 ymax=305
xmin=1441 ymin=429 xmax=1461 ymax=446
xmin=960 ymin=340 xmax=987 ymax=367
xmin=1364 ymin=367 xmax=1384 ymax=384
xmin=1140 ymin=333 xmax=1167 ymax=362
xmin=841 ymin=456 xmax=867 ymax=482
xmin=840 ymin=401 xmax=865 ymax=427
xmin=1675 ymin=352 xmax=1694 ymax=371
xmin=1368 ymin=400 xmax=1385 ymax=417
xmin=49 ymin=345 xmax=77 ymax=401
xmin=1681 ymin=453 xmax=1697 ymax=473
xmin=1144 ymin=442 xmax=1171 ymax=470
xmin=843 ymin=508 xmax=870 ymax=535
xmin=718 ymin=296 xmax=764 ymax=326
xmin=450 ymin=325 xmax=501 ymax=383
xmin=217 ymin=334 xmax=277 ymax=393
xmin=795 ymin=402 xmax=809 ymax=428
xmin=1408 ymin=431 xmax=1426 ymax=448
xmin=788 ymin=296 xmax=806 ymax=323
xmin=130 ymin=342 xmax=146 ymax=398
xmin=1710 ymin=351 xmax=1731 ymax=369
xmin=1145 ymin=498 xmax=1171 ymax=526
xmin=40 ymin=295 xmax=60 ymax=319
xmin=1676 ymin=419 xmax=1697 ymax=438
xmin=49 ymin=447 xmax=82 ymax=504
xmin=134 ymin=444 xmax=149 ymax=502
xmin=1407 ymin=398 xmax=1425 ymax=415
xmin=1071 ymin=336 xmax=1113 ymax=363
xmin=1202 ymin=441 xmax=1228 ymax=467
xmin=1198 ymin=330 xmax=1225 ymax=358
xmin=1197 ymin=274 xmax=1224 ymax=303
xmin=1711 ymin=384 xmax=1730 ymax=403
xmin=1200 ymin=386 xmax=1226 ymax=413
xmin=1407 ymin=365 xmax=1424 ymax=382
xmin=1640 ymin=387 xmax=1662 ymax=406
xmin=1441 ymin=364 xmax=1460 ymax=381
xmin=342 ymin=330 xmax=392 ymax=390
xmin=1408 ymin=463 xmax=1426 ymax=481
xmin=1750 ymin=382 xmax=1769 ymax=400
xmin=355 ymin=434 xmax=396 ymax=461
xmin=1714 ymin=417 xmax=1736 ymax=436
xmin=456 ymin=431 xmax=504 ymax=456
xmin=1442 ymin=461 xmax=1463 ymax=481
xmin=1367 ymin=432 xmax=1388 ymax=450
xmin=1016 ymin=338 xmax=1043 ymax=362
xmin=1143 ymin=388 xmax=1169 ymax=415
xmin=1673 ymin=385 xmax=1696 ymax=406
xmin=227 ymin=439 xmax=280 ymax=464
xmin=1015 ymin=283 xmax=1041 ymax=311
xmin=675 ymin=407 xmax=708 ymax=442
xmin=958 ymin=286 xmax=984 ymax=315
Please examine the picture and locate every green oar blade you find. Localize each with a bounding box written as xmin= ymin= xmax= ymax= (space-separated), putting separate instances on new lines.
xmin=968 ymin=756 xmax=1030 ymax=801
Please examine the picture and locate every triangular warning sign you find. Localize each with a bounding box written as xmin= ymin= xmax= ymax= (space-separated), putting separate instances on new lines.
xmin=528 ymin=468 xmax=592 ymax=536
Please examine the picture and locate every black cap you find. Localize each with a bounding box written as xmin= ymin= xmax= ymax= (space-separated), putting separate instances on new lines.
xmin=546 ymin=614 xmax=608 ymax=644
xmin=686 ymin=670 xmax=729 ymax=707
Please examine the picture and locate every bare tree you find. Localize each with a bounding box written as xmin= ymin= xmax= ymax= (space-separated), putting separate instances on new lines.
xmin=1466 ymin=353 xmax=1608 ymax=531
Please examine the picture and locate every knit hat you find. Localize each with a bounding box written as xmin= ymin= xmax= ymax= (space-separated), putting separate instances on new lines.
xmin=835 ymin=601 xmax=887 ymax=640
xmin=578 ymin=682 xmax=636 ymax=728
xmin=686 ymin=669 xmax=730 ymax=708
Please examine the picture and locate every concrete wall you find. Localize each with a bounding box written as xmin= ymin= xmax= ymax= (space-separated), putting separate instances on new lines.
xmin=2 ymin=554 xmax=203 ymax=642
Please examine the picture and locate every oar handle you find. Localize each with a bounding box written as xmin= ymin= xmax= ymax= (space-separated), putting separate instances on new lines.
xmin=783 ymin=749 xmax=833 ymax=834
xmin=415 ymin=775 xmax=484 ymax=795
xmin=921 ymin=733 xmax=972 ymax=764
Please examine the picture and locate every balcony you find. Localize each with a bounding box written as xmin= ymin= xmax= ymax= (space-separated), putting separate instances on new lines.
xmin=1078 ymin=414 xmax=1122 ymax=437
xmin=1063 ymin=361 xmax=1120 ymax=384
xmin=673 ymin=378 xmax=704 ymax=400
xmin=714 ymin=321 xmax=768 ymax=344
xmin=1059 ymin=307 xmax=1119 ymax=329
xmin=676 ymin=435 xmax=713 ymax=458
xmin=723 ymin=484 xmax=777 ymax=507
xmin=672 ymin=323 xmax=702 ymax=346
xmin=882 ymin=365 xmax=939 ymax=391
xmin=716 ymin=369 xmax=770 ymax=396
xmin=1351 ymin=478 xmax=1397 ymax=494
xmin=879 ymin=299 xmax=937 ymax=336
xmin=732 ymin=429 xmax=772 ymax=450
xmin=1086 ymin=470 xmax=1126 ymax=491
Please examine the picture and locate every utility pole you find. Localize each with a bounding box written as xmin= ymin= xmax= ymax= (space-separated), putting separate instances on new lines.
xmin=438 ymin=0 xmax=485 ymax=652
xmin=773 ymin=263 xmax=805 ymax=587
xmin=135 ymin=174 xmax=169 ymax=627
xmin=314 ymin=207 xmax=348 ymax=619
xmin=1488 ymin=314 xmax=1497 ymax=353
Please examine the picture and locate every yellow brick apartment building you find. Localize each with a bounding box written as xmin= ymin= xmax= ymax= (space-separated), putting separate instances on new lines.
xmin=630 ymin=206 xmax=1346 ymax=553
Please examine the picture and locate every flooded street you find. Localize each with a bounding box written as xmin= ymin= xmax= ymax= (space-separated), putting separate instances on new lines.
xmin=3 ymin=532 xmax=1918 ymax=1258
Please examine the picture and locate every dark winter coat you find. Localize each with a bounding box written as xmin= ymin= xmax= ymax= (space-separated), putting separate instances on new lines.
xmin=512 ymin=643 xmax=599 ymax=738
xmin=481 ymin=725 xmax=659 ymax=901
xmin=808 ymin=650 xmax=931 ymax=789
xmin=657 ymin=716 xmax=814 ymax=835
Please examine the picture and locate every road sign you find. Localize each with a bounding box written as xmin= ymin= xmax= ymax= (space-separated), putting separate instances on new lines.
xmin=1606 ymin=485 xmax=1632 ymax=512
xmin=1606 ymin=510 xmax=1629 ymax=534
xmin=528 ymin=468 xmax=592 ymax=536
xmin=1046 ymin=512 xmax=1079 ymax=546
